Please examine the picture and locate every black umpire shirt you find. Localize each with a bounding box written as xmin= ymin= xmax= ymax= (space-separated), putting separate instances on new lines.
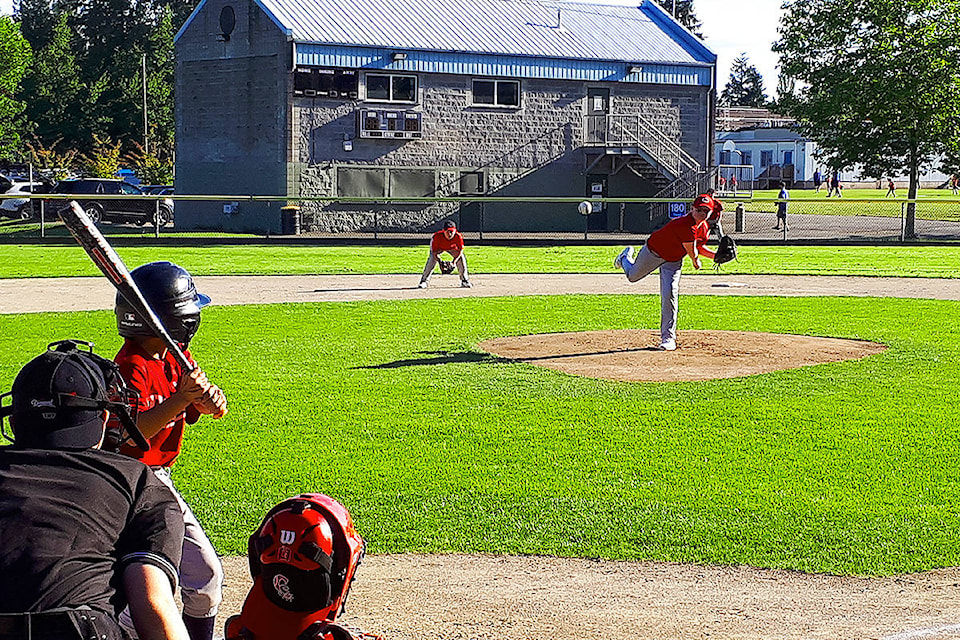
xmin=0 ymin=448 xmax=184 ymax=616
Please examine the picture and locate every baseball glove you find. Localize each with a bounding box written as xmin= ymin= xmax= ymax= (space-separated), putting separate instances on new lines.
xmin=438 ymin=259 xmax=455 ymax=275
xmin=713 ymin=235 xmax=737 ymax=267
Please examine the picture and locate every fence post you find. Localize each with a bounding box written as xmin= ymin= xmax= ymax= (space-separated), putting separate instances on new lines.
xmin=374 ymin=207 xmax=378 ymax=241
xmin=40 ymin=200 xmax=45 ymax=238
xmin=479 ymin=202 xmax=484 ymax=240
xmin=900 ymin=201 xmax=906 ymax=242
xmin=154 ymin=200 xmax=160 ymax=238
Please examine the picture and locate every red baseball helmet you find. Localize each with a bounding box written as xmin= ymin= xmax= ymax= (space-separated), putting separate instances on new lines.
xmin=227 ymin=494 xmax=365 ymax=640
xmin=692 ymin=194 xmax=716 ymax=211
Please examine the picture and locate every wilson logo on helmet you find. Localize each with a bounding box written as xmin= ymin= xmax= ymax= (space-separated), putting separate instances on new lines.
xmin=280 ymin=530 xmax=296 ymax=545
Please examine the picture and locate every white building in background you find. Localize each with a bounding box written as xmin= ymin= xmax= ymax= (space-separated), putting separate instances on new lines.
xmin=715 ymin=109 xmax=952 ymax=189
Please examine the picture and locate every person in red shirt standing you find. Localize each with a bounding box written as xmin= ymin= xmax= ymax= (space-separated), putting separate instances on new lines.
xmin=112 ymin=261 xmax=228 ymax=640
xmin=418 ymin=220 xmax=471 ymax=288
xmin=613 ymin=195 xmax=717 ymax=351
xmin=701 ymin=188 xmax=724 ymax=236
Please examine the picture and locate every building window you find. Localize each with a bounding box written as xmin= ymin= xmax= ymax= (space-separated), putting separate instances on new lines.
xmin=365 ymin=73 xmax=417 ymax=103
xmin=459 ymin=171 xmax=485 ymax=194
xmin=472 ymin=79 xmax=520 ymax=107
xmin=760 ymin=150 xmax=773 ymax=167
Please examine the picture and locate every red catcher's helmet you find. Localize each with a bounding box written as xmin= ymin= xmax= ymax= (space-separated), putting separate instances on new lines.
xmin=227 ymin=494 xmax=365 ymax=640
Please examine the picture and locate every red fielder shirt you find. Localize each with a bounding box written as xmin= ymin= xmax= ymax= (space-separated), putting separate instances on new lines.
xmin=646 ymin=214 xmax=710 ymax=262
xmin=115 ymin=339 xmax=200 ymax=467
xmin=430 ymin=230 xmax=464 ymax=253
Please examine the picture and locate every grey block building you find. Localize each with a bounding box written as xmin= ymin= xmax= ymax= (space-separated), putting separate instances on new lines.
xmin=174 ymin=0 xmax=716 ymax=233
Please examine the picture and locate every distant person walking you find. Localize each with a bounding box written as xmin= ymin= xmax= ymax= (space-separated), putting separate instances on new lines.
xmin=813 ymin=169 xmax=822 ymax=193
xmin=885 ymin=179 xmax=897 ymax=197
xmin=952 ymin=175 xmax=959 ymax=196
xmin=773 ymin=182 xmax=789 ymax=231
xmin=729 ymin=174 xmax=738 ymax=194
xmin=827 ymin=174 xmax=840 ymax=197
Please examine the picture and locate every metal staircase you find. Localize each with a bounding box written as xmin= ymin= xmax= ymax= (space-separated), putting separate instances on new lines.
xmin=582 ymin=113 xmax=702 ymax=184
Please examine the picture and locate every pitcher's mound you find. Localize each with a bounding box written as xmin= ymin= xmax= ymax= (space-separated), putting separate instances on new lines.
xmin=479 ymin=330 xmax=886 ymax=382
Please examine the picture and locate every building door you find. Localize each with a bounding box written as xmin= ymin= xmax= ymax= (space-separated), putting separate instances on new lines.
xmin=585 ymin=88 xmax=610 ymax=145
xmin=585 ymin=174 xmax=607 ymax=231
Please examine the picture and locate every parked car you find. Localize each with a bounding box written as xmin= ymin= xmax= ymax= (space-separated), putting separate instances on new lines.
xmin=141 ymin=185 xmax=174 ymax=196
xmin=45 ymin=178 xmax=174 ymax=226
xmin=0 ymin=176 xmax=47 ymax=220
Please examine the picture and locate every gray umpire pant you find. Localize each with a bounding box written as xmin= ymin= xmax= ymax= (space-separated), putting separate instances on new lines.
xmin=619 ymin=244 xmax=683 ymax=343
xmin=420 ymin=250 xmax=468 ymax=284
xmin=120 ymin=466 xmax=223 ymax=637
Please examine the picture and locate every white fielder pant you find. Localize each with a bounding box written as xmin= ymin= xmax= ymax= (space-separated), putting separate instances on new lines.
xmin=620 ymin=244 xmax=683 ymax=343
xmin=420 ymin=249 xmax=468 ymax=283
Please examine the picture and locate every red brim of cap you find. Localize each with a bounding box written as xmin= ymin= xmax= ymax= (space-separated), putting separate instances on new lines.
xmin=238 ymin=578 xmax=333 ymax=638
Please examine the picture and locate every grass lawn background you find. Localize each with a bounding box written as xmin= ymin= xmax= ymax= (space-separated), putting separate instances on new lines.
xmin=3 ymin=244 xmax=960 ymax=278
xmin=2 ymin=294 xmax=959 ymax=577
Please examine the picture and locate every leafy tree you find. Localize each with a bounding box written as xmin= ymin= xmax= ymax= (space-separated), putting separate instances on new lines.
xmin=16 ymin=0 xmax=187 ymax=159
xmin=19 ymin=11 xmax=83 ymax=148
xmin=25 ymin=137 xmax=78 ymax=181
xmin=720 ymin=54 xmax=769 ymax=107
xmin=775 ymin=0 xmax=960 ymax=236
xmin=81 ymin=135 xmax=123 ymax=178
xmin=127 ymin=139 xmax=174 ymax=185
xmin=654 ymin=0 xmax=702 ymax=37
xmin=0 ymin=16 xmax=32 ymax=160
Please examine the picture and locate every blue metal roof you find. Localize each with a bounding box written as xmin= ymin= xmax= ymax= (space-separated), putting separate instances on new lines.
xmin=293 ymin=44 xmax=713 ymax=84
xmin=206 ymin=0 xmax=715 ymax=67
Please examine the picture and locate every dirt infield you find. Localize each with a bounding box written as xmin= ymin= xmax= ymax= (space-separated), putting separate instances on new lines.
xmin=480 ymin=329 xmax=887 ymax=382
xmin=221 ymin=555 xmax=960 ymax=640
xmin=5 ymin=273 xmax=960 ymax=638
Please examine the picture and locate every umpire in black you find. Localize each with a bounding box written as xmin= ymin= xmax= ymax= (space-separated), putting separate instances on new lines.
xmin=0 ymin=340 xmax=188 ymax=640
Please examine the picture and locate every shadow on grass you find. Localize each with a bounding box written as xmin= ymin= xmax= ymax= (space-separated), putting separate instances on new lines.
xmin=360 ymin=345 xmax=658 ymax=370
xmin=358 ymin=350 xmax=511 ymax=369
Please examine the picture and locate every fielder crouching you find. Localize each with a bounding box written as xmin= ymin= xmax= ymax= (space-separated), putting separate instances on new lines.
xmin=0 ymin=340 xmax=188 ymax=640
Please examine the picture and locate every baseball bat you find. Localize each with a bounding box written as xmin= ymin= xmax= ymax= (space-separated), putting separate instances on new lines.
xmin=58 ymin=200 xmax=195 ymax=373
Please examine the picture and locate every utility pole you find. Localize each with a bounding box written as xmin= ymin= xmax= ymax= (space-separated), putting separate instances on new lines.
xmin=142 ymin=53 xmax=149 ymax=155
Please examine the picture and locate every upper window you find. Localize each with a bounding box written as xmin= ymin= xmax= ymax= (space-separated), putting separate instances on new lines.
xmin=472 ymin=79 xmax=520 ymax=107
xmin=760 ymin=150 xmax=774 ymax=167
xmin=365 ymin=73 xmax=417 ymax=103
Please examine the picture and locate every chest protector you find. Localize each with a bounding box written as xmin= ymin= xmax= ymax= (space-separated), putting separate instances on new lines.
xmin=226 ymin=494 xmax=365 ymax=640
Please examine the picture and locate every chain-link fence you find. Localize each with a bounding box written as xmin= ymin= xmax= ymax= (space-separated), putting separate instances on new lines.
xmin=3 ymin=193 xmax=960 ymax=243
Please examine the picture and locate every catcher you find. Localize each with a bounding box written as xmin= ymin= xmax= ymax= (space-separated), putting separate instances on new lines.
xmin=224 ymin=494 xmax=370 ymax=640
xmin=613 ymin=194 xmax=734 ymax=351
xmin=418 ymin=220 xmax=471 ymax=289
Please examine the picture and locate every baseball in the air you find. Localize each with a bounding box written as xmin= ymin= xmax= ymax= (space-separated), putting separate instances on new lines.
xmin=578 ymin=201 xmax=593 ymax=216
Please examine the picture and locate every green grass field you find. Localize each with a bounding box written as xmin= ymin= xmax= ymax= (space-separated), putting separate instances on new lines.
xmin=745 ymin=188 xmax=960 ymax=219
xmin=2 ymin=293 xmax=960 ymax=576
xmin=3 ymin=244 xmax=960 ymax=278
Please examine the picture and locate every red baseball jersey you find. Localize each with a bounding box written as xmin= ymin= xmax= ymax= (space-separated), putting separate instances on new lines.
xmin=115 ymin=338 xmax=200 ymax=467
xmin=430 ymin=229 xmax=464 ymax=253
xmin=646 ymin=214 xmax=710 ymax=262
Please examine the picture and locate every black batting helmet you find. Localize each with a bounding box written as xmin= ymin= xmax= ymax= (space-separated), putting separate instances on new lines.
xmin=0 ymin=340 xmax=148 ymax=451
xmin=116 ymin=261 xmax=210 ymax=345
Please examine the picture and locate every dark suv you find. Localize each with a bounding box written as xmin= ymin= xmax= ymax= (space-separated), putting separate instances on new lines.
xmin=47 ymin=178 xmax=174 ymax=226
